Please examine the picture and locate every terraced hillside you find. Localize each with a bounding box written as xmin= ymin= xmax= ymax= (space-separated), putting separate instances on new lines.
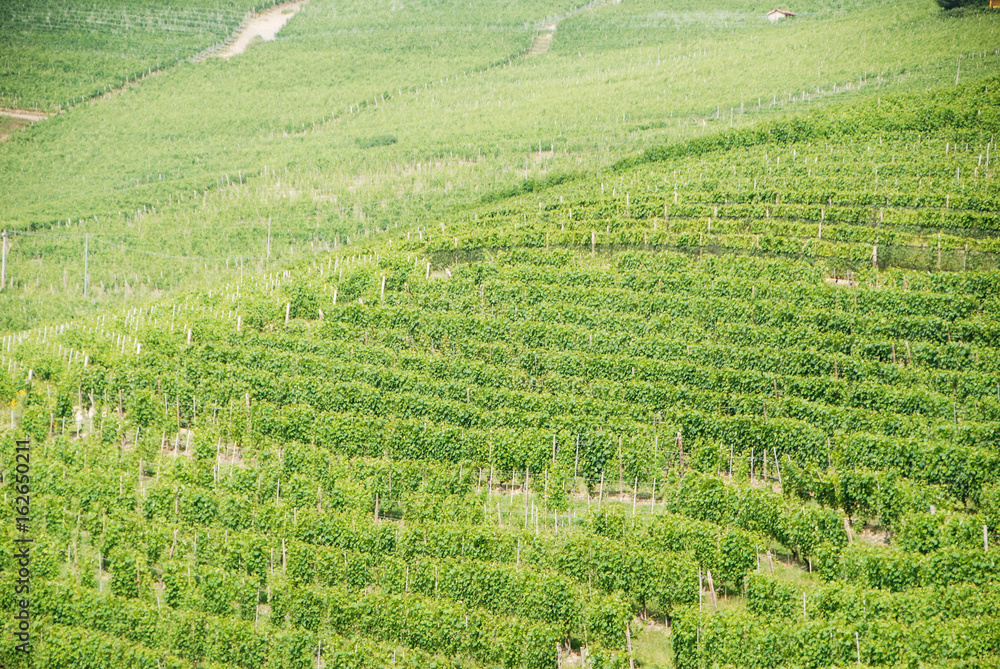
xmin=1 ymin=75 xmax=999 ymax=668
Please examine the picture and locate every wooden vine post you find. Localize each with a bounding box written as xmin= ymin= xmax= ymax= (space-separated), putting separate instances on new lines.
xmin=676 ymin=431 xmax=684 ymax=470
xmin=618 ymin=436 xmax=623 ymax=493
xmin=625 ymin=622 xmax=636 ymax=669
xmin=706 ymin=570 xmax=718 ymax=611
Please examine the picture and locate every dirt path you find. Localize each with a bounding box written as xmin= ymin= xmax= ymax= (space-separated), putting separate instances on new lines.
xmin=0 ymin=108 xmax=48 ymax=141
xmin=215 ymin=1 xmax=306 ymax=59
xmin=0 ymin=108 xmax=48 ymax=122
xmin=528 ymin=24 xmax=557 ymax=55
xmin=0 ymin=1 xmax=305 ymax=141
xmin=527 ymin=0 xmax=614 ymax=56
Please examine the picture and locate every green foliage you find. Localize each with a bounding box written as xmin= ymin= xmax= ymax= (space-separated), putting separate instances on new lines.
xmin=835 ymin=542 xmax=1000 ymax=590
xmin=545 ymin=463 xmax=570 ymax=512
xmin=785 ymin=504 xmax=849 ymax=559
xmin=19 ymin=401 xmax=49 ymax=443
xmin=126 ymin=389 xmax=160 ymax=428
xmin=575 ymin=431 xmax=615 ymax=488
xmin=670 ymin=472 xmax=729 ymax=525
xmin=200 ymin=568 xmax=234 ymax=616
xmin=585 ymin=595 xmax=631 ymax=648
xmin=719 ymin=530 xmax=757 ymax=589
xmin=746 ymin=572 xmax=796 ymax=618
xmin=109 ymin=549 xmax=142 ymax=598
xmin=982 ymin=484 xmax=1000 ymax=534
xmin=180 ymin=488 xmax=219 ymax=525
xmin=838 ymin=469 xmax=879 ymax=521
xmin=336 ymin=266 xmax=375 ymax=303
xmin=356 ymin=134 xmax=398 ymax=149
xmin=897 ymin=512 xmax=944 ymax=553
xmin=898 ymin=511 xmax=986 ymax=554
xmin=285 ymin=280 xmax=320 ymax=320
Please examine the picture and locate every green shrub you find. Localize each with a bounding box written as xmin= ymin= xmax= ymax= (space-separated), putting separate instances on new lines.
xmin=746 ymin=572 xmax=796 ymax=618
xmin=356 ymin=134 xmax=397 ymax=149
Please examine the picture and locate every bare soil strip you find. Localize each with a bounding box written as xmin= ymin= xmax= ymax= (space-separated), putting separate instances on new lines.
xmin=215 ymin=1 xmax=306 ymax=59
xmin=0 ymin=108 xmax=48 ymax=141
xmin=528 ymin=25 xmax=557 ymax=55
xmin=0 ymin=107 xmax=48 ymax=122
xmin=528 ymin=0 xmax=613 ymax=56
xmin=0 ymin=0 xmax=305 ymax=141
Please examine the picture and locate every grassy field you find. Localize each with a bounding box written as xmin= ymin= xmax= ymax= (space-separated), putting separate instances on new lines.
xmin=1 ymin=1 xmax=1000 ymax=667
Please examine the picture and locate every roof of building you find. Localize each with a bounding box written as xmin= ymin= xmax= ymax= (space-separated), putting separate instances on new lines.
xmin=768 ymin=8 xmax=796 ymax=16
